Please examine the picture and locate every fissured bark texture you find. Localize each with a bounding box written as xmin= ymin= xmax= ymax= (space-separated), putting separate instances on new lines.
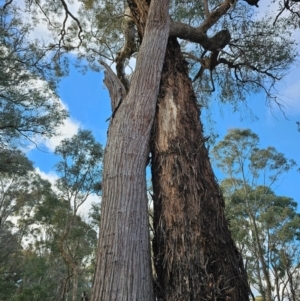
xmin=90 ymin=1 xmax=170 ymax=300
xmin=151 ymin=38 xmax=250 ymax=301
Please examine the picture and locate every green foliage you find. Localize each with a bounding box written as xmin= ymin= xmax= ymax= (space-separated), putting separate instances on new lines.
xmin=0 ymin=149 xmax=33 ymax=175
xmin=0 ymin=225 xmax=23 ymax=301
xmin=88 ymin=201 xmax=101 ymax=230
xmin=0 ymin=171 xmax=51 ymax=228
xmin=186 ymin=5 xmax=297 ymax=109
xmin=0 ymin=5 xmax=68 ymax=150
xmin=224 ymin=183 xmax=300 ymax=300
xmin=54 ymin=129 xmax=103 ymax=213
xmin=32 ymin=190 xmax=97 ymax=300
xmin=212 ymin=128 xmax=296 ymax=187
xmin=20 ymin=1 xmax=297 ymax=113
xmin=9 ymin=250 xmax=59 ymax=301
xmin=34 ymin=191 xmax=97 ymax=261
xmin=0 ymin=1 xmax=298 ymax=299
xmin=213 ymin=128 xmax=300 ymax=299
xmin=0 ymin=129 xmax=102 ymax=300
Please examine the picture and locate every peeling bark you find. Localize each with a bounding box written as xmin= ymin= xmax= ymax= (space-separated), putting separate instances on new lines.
xmin=151 ymin=38 xmax=250 ymax=301
xmin=90 ymin=0 xmax=170 ymax=300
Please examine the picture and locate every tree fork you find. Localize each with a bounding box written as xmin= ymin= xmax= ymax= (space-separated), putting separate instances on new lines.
xmin=151 ymin=38 xmax=250 ymax=301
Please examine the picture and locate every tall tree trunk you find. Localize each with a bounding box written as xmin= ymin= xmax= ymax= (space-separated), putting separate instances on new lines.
xmin=151 ymin=38 xmax=250 ymax=301
xmin=90 ymin=0 xmax=170 ymax=300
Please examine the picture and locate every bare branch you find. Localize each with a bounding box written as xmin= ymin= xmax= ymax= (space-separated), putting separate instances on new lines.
xmin=2 ymin=0 xmax=13 ymax=11
xmin=59 ymin=0 xmax=83 ymax=46
xmin=274 ymin=0 xmax=300 ymax=24
xmin=202 ymin=0 xmax=210 ymax=18
xmin=199 ymin=0 xmax=235 ymax=33
xmin=170 ymin=23 xmax=231 ymax=51
xmin=218 ymin=58 xmax=281 ymax=80
xmin=182 ymin=51 xmax=202 ymax=63
xmin=34 ymin=0 xmax=57 ymax=29
xmin=99 ymin=60 xmax=126 ymax=115
xmin=115 ymin=7 xmax=137 ymax=91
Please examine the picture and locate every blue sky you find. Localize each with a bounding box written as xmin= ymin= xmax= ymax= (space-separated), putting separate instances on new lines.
xmin=27 ymin=62 xmax=300 ymax=212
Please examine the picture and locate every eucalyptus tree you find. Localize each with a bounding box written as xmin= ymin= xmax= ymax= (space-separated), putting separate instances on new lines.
xmin=49 ymin=129 xmax=102 ymax=301
xmin=0 ymin=166 xmax=50 ymax=233
xmin=212 ymin=128 xmax=299 ymax=301
xmin=8 ymin=246 xmax=66 ymax=301
xmin=0 ymin=223 xmax=22 ymax=301
xmin=0 ymin=167 xmax=51 ymax=301
xmin=33 ymin=191 xmax=98 ymax=301
xmin=76 ymin=2 xmax=298 ymax=299
xmin=0 ymin=4 xmax=68 ymax=154
xmin=224 ymin=185 xmax=300 ymax=301
xmin=2 ymin=1 xmax=300 ymax=300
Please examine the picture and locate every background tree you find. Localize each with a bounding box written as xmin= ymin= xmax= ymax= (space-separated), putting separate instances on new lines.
xmin=213 ymin=128 xmax=300 ymax=301
xmin=0 ymin=4 xmax=68 ymax=153
xmin=0 ymin=165 xmax=53 ymax=301
xmin=51 ymin=129 xmax=102 ymax=301
xmin=0 ymin=4 xmax=101 ymax=300
xmin=33 ymin=191 xmax=98 ymax=301
xmin=0 ymin=129 xmax=102 ymax=301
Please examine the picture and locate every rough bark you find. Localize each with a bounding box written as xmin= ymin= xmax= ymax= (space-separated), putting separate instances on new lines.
xmin=90 ymin=0 xmax=170 ymax=300
xmin=151 ymin=38 xmax=250 ymax=301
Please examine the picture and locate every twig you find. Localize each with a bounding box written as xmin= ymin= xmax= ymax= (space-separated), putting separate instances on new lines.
xmin=3 ymin=0 xmax=13 ymax=11
xmin=58 ymin=0 xmax=83 ymax=48
xmin=203 ymin=0 xmax=210 ymax=18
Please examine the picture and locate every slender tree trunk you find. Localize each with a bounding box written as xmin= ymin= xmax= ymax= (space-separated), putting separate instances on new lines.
xmin=251 ymin=237 xmax=265 ymax=298
xmin=274 ymin=268 xmax=281 ymax=301
xmin=90 ymin=0 xmax=170 ymax=300
xmin=284 ymin=253 xmax=297 ymax=301
xmin=59 ymin=268 xmax=72 ymax=301
xmin=151 ymin=38 xmax=250 ymax=301
xmin=248 ymin=211 xmax=273 ymax=301
xmin=72 ymin=266 xmax=79 ymax=301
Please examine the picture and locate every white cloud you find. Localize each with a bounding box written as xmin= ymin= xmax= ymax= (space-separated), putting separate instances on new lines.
xmin=268 ymin=68 xmax=300 ymax=117
xmin=280 ymin=78 xmax=300 ymax=115
xmin=35 ymin=167 xmax=59 ymax=185
xmin=44 ymin=117 xmax=80 ymax=151
xmin=14 ymin=0 xmax=82 ymax=45
xmin=78 ymin=194 xmax=101 ymax=220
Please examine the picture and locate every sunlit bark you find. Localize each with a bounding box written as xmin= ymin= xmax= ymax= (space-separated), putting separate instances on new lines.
xmin=91 ymin=0 xmax=170 ymax=300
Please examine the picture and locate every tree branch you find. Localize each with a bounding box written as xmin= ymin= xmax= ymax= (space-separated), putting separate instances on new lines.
xmin=202 ymin=0 xmax=210 ymax=18
xmin=99 ymin=60 xmax=126 ymax=117
xmin=59 ymin=0 xmax=83 ymax=48
xmin=32 ymin=0 xmax=83 ymax=49
xmin=218 ymin=58 xmax=281 ymax=80
xmin=199 ymin=0 xmax=235 ymax=33
xmin=170 ymin=23 xmax=231 ymax=51
xmin=115 ymin=6 xmax=137 ymax=91
xmin=274 ymin=0 xmax=300 ymax=24
xmin=2 ymin=0 xmax=13 ymax=11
